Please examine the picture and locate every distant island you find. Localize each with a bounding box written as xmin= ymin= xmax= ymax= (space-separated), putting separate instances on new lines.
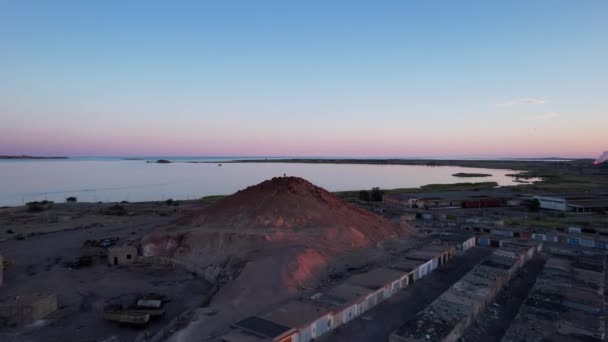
xmin=146 ymin=159 xmax=172 ymax=164
xmin=452 ymin=172 xmax=492 ymax=177
xmin=0 ymin=155 xmax=68 ymax=160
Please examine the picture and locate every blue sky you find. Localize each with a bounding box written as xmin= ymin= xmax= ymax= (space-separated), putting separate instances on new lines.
xmin=1 ymin=1 xmax=607 ymax=157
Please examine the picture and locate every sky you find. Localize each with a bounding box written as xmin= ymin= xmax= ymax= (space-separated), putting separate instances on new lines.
xmin=1 ymin=1 xmax=607 ymax=158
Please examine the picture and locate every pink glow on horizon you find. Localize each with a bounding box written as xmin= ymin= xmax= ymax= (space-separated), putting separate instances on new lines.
xmin=0 ymin=115 xmax=604 ymax=158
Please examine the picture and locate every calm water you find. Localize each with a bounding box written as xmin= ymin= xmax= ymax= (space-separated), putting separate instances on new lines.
xmin=0 ymin=159 xmax=528 ymax=206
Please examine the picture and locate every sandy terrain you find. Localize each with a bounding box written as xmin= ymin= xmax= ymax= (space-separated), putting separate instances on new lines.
xmin=0 ymin=201 xmax=213 ymax=342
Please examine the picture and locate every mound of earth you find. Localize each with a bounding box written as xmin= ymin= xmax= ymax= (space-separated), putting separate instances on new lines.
xmin=142 ymin=177 xmax=412 ymax=292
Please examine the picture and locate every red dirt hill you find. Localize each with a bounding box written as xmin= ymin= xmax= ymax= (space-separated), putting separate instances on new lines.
xmin=178 ymin=176 xmax=409 ymax=238
xmin=142 ymin=177 xmax=413 ymax=292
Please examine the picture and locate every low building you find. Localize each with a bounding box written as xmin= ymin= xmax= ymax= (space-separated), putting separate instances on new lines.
xmin=533 ymin=195 xmax=569 ymax=211
xmin=567 ymin=199 xmax=608 ymax=213
xmin=430 ymin=233 xmax=476 ymax=255
xmin=261 ymin=300 xmax=335 ymax=342
xmin=225 ymin=316 xmax=297 ymax=342
xmin=384 ymin=191 xmax=512 ymax=209
xmin=0 ymin=293 xmax=58 ymax=324
xmin=107 ymin=246 xmax=138 ymax=265
xmin=311 ymin=283 xmax=373 ymax=327
xmin=346 ymin=268 xmax=407 ymax=308
xmin=403 ymin=244 xmax=456 ymax=277
xmin=390 ymin=242 xmax=540 ymax=342
xmin=533 ymin=194 xmax=608 ymax=212
xmin=502 ymin=251 xmax=606 ymax=341
xmin=383 ymin=194 xmax=417 ymax=208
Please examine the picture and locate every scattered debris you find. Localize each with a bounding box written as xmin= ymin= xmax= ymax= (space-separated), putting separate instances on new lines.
xmin=103 ymin=294 xmax=167 ymax=326
xmin=84 ymin=237 xmax=119 ymax=248
xmin=64 ymin=256 xmax=94 ymax=269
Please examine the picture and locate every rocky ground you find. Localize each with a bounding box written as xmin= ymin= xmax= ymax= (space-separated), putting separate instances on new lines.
xmin=0 ymin=201 xmax=213 ymax=342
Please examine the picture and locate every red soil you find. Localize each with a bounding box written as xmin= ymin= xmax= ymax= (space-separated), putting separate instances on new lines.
xmin=142 ymin=177 xmax=412 ymax=292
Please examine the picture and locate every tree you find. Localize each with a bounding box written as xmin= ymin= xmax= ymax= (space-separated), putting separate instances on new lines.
xmin=524 ymin=199 xmax=541 ymax=212
xmin=370 ymin=187 xmax=384 ymax=202
xmin=359 ymin=190 xmax=370 ymax=201
xmin=66 ymin=196 xmax=77 ymax=203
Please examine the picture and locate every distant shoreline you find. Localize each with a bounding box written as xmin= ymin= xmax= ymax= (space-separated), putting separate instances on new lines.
xmin=0 ymin=155 xmax=68 ymax=160
xmin=204 ymin=158 xmax=586 ymax=170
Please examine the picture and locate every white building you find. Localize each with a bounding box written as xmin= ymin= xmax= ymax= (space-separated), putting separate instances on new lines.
xmin=533 ymin=195 xmax=568 ymax=211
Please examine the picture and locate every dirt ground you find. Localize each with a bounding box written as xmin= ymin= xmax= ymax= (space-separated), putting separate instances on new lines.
xmin=0 ymin=202 xmax=213 ymax=342
xmin=318 ymin=246 xmax=493 ymax=342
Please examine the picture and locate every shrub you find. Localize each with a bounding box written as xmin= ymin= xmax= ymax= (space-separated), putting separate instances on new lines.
xmin=523 ymin=199 xmax=540 ymax=212
xmin=25 ymin=200 xmax=54 ymax=212
xmin=103 ymin=205 xmax=127 ymax=216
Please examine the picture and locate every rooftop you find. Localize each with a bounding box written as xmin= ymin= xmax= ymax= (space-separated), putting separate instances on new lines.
xmin=313 ymin=283 xmax=373 ymax=307
xmin=388 ymin=191 xmax=514 ymax=201
xmin=392 ymin=247 xmax=528 ymax=341
xmin=346 ymin=268 xmax=405 ymax=290
xmin=502 ymin=252 xmax=606 ymax=341
xmin=232 ymin=316 xmax=293 ymax=340
xmin=261 ymin=299 xmax=333 ymax=329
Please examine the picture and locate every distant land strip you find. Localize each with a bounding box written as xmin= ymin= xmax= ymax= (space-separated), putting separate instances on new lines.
xmin=204 ymin=158 xmax=589 ymax=170
xmin=452 ymin=172 xmax=492 ymax=177
xmin=0 ymin=155 xmax=68 ymax=159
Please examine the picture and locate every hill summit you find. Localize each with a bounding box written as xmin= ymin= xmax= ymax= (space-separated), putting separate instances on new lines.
xmin=142 ymin=176 xmax=413 ymax=295
xmin=177 ymin=176 xmax=410 ymax=240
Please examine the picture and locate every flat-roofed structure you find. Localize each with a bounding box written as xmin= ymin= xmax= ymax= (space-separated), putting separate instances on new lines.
xmin=502 ymin=251 xmax=606 ymax=341
xmin=224 ymin=316 xmax=296 ymax=342
xmin=224 ymin=238 xmax=477 ymax=342
xmin=346 ymin=268 xmax=407 ymax=309
xmin=403 ymin=244 xmax=456 ymax=279
xmin=311 ymin=283 xmax=373 ymax=326
xmin=261 ymin=300 xmax=335 ymax=342
xmin=384 ymin=191 xmax=512 ymax=209
xmin=533 ymin=193 xmax=608 ymax=212
xmin=390 ymin=242 xmax=541 ymax=342
xmin=567 ymin=199 xmax=608 ymax=213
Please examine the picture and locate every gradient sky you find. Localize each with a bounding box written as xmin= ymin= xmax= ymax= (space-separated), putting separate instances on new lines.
xmin=1 ymin=1 xmax=607 ymax=158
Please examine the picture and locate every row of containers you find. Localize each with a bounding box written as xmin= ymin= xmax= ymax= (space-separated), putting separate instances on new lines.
xmin=221 ymin=235 xmax=477 ymax=342
xmin=390 ymin=240 xmax=542 ymax=342
xmin=467 ymin=226 xmax=608 ymax=250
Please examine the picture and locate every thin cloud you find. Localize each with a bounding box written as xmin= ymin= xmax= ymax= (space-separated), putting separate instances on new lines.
xmin=526 ymin=112 xmax=559 ymax=121
xmin=496 ymin=98 xmax=547 ymax=107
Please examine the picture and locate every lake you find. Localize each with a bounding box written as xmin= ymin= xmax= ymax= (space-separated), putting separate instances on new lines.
xmin=0 ymin=158 xmax=528 ymax=206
